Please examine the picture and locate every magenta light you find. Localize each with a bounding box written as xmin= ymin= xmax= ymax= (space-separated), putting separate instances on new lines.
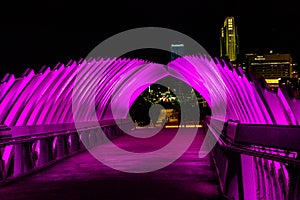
xmin=0 ymin=55 xmax=298 ymax=126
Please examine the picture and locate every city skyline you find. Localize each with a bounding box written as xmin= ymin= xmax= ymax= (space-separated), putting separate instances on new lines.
xmin=0 ymin=0 xmax=300 ymax=77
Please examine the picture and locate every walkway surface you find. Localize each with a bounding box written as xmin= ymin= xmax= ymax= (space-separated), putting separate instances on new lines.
xmin=0 ymin=128 xmax=221 ymax=200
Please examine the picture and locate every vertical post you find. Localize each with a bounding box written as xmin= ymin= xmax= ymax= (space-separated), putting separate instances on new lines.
xmin=116 ymin=125 xmax=122 ymax=137
xmin=56 ymin=135 xmax=69 ymax=158
xmin=13 ymin=142 xmax=33 ymax=176
xmin=224 ymin=152 xmax=244 ymax=200
xmin=287 ymin=164 xmax=300 ymax=200
xmin=70 ymin=133 xmax=80 ymax=153
xmin=102 ymin=127 xmax=107 ymax=139
xmin=292 ymin=169 xmax=300 ymax=200
xmin=107 ymin=127 xmax=112 ymax=139
xmin=89 ymin=131 xmax=97 ymax=147
xmin=0 ymin=150 xmax=4 ymax=180
xmin=240 ymin=155 xmax=257 ymax=200
xmin=80 ymin=131 xmax=90 ymax=149
xmin=111 ymin=126 xmax=116 ymax=139
xmin=104 ymin=126 xmax=111 ymax=139
xmin=38 ymin=138 xmax=53 ymax=167
xmin=95 ymin=129 xmax=103 ymax=145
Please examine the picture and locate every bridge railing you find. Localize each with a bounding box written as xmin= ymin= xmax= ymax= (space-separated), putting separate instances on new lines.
xmin=0 ymin=120 xmax=134 ymax=185
xmin=204 ymin=117 xmax=300 ymax=200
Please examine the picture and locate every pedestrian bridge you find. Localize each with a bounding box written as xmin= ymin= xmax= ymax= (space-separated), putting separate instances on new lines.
xmin=0 ymin=55 xmax=300 ymax=199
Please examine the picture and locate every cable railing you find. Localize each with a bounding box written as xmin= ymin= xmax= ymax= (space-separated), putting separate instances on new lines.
xmin=0 ymin=120 xmax=134 ymax=185
xmin=204 ymin=117 xmax=300 ymax=200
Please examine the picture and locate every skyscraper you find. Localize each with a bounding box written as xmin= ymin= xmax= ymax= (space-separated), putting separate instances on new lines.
xmin=220 ymin=16 xmax=239 ymax=62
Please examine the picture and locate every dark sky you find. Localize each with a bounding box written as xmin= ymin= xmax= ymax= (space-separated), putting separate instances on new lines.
xmin=0 ymin=0 xmax=299 ymax=77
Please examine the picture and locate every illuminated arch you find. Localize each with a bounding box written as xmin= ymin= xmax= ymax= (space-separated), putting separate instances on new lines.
xmin=0 ymin=55 xmax=297 ymax=127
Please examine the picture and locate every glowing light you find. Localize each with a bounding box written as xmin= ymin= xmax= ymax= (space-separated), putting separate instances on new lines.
xmin=165 ymin=125 xmax=203 ymax=129
xmin=0 ymin=55 xmax=296 ymax=126
xmin=165 ymin=125 xmax=179 ymax=128
xmin=265 ymin=79 xmax=279 ymax=84
xmin=171 ymin=44 xmax=184 ymax=47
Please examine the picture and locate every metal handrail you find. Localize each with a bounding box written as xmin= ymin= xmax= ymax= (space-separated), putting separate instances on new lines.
xmin=204 ymin=117 xmax=300 ymax=199
xmin=204 ymin=120 xmax=300 ymax=165
xmin=0 ymin=120 xmax=134 ymax=185
xmin=0 ymin=120 xmax=132 ymax=146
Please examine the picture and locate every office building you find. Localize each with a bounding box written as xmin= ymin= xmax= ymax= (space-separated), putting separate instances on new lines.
xmin=220 ymin=16 xmax=239 ymax=62
xmin=244 ymin=52 xmax=293 ymax=87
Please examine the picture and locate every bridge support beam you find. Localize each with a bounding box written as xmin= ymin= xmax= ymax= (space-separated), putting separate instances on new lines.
xmin=70 ymin=133 xmax=80 ymax=153
xmin=287 ymin=163 xmax=300 ymax=200
xmin=293 ymin=168 xmax=300 ymax=200
xmin=240 ymin=155 xmax=257 ymax=200
xmin=104 ymin=127 xmax=111 ymax=139
xmin=56 ymin=135 xmax=69 ymax=158
xmin=89 ymin=131 xmax=98 ymax=147
xmin=95 ymin=129 xmax=104 ymax=144
xmin=0 ymin=151 xmax=4 ymax=180
xmin=80 ymin=132 xmax=90 ymax=149
xmin=14 ymin=143 xmax=33 ymax=176
xmin=38 ymin=138 xmax=53 ymax=167
xmin=223 ymin=151 xmax=244 ymax=200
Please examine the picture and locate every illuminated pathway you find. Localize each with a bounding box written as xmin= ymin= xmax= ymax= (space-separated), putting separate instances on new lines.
xmin=0 ymin=128 xmax=221 ymax=200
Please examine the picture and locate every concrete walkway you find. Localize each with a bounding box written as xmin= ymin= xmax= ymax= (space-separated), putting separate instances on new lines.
xmin=0 ymin=128 xmax=221 ymax=200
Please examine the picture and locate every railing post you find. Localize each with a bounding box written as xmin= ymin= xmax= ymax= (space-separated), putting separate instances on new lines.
xmin=292 ymin=168 xmax=300 ymax=200
xmin=223 ymin=151 xmax=244 ymax=200
xmin=116 ymin=125 xmax=122 ymax=137
xmin=105 ymin=127 xmax=111 ymax=139
xmin=107 ymin=126 xmax=111 ymax=138
xmin=287 ymin=163 xmax=300 ymax=200
xmin=14 ymin=142 xmax=33 ymax=176
xmin=0 ymin=147 xmax=5 ymax=180
xmin=111 ymin=126 xmax=116 ymax=139
xmin=80 ymin=131 xmax=90 ymax=149
xmin=240 ymin=154 xmax=258 ymax=200
xmin=95 ymin=129 xmax=103 ymax=144
xmin=56 ymin=135 xmax=69 ymax=158
xmin=38 ymin=138 xmax=53 ymax=167
xmin=70 ymin=133 xmax=80 ymax=152
xmin=89 ymin=130 xmax=98 ymax=147
xmin=0 ymin=152 xmax=4 ymax=180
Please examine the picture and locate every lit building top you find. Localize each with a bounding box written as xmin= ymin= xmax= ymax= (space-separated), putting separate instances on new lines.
xmin=171 ymin=43 xmax=185 ymax=61
xmin=220 ymin=16 xmax=239 ymax=62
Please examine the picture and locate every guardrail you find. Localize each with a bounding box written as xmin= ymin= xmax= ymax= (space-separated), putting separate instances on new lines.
xmin=0 ymin=120 xmax=134 ymax=185
xmin=204 ymin=117 xmax=300 ymax=200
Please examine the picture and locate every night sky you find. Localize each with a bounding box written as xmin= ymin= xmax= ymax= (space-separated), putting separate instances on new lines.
xmin=0 ymin=0 xmax=299 ymax=77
